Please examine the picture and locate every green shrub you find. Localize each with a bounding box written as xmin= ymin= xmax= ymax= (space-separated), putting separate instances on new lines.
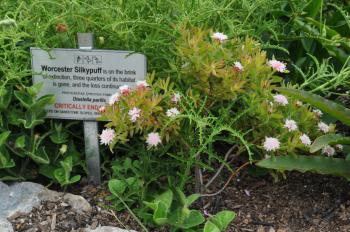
xmin=100 ymin=28 xmax=338 ymax=229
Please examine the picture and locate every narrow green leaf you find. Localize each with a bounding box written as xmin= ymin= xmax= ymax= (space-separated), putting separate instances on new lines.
xmin=311 ymin=134 xmax=350 ymax=153
xmin=304 ymin=0 xmax=323 ymax=18
xmin=276 ymin=87 xmax=350 ymax=126
xmin=257 ymin=155 xmax=350 ymax=180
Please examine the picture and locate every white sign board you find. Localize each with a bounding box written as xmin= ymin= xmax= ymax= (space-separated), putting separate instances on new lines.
xmin=31 ymin=48 xmax=146 ymax=120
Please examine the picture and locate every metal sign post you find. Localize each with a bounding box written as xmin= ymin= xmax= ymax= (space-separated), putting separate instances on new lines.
xmin=77 ymin=33 xmax=101 ymax=185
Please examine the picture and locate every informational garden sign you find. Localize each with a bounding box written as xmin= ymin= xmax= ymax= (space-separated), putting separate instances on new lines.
xmin=31 ymin=48 xmax=146 ymax=120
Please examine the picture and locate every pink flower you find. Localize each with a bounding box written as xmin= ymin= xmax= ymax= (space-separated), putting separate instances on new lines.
xmin=284 ymin=119 xmax=298 ymax=132
xmin=146 ymin=132 xmax=161 ymax=148
xmin=171 ymin=92 xmax=181 ymax=104
xmin=119 ymin=85 xmax=131 ymax=95
xmin=166 ymin=107 xmax=180 ymax=118
xmin=109 ymin=92 xmax=120 ymax=105
xmin=136 ymin=81 xmax=149 ymax=90
xmin=233 ymin=61 xmax=244 ymax=72
xmin=263 ymin=137 xmax=280 ymax=152
xmin=98 ymin=106 xmax=106 ymax=113
xmin=300 ymin=134 xmax=311 ymax=146
xmin=100 ymin=128 xmax=115 ymax=145
xmin=322 ymin=145 xmax=335 ymax=156
xmin=313 ymin=109 xmax=323 ymax=117
xmin=268 ymin=60 xmax=287 ymax=73
xmin=273 ymin=94 xmax=288 ymax=106
xmin=128 ymin=107 xmax=141 ymax=122
xmin=211 ymin=32 xmax=228 ymax=42
xmin=318 ymin=122 xmax=329 ymax=133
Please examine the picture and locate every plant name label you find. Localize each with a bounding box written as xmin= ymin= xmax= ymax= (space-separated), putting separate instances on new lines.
xmin=31 ymin=48 xmax=146 ymax=120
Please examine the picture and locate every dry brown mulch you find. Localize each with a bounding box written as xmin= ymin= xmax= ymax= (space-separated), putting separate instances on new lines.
xmin=216 ymin=172 xmax=350 ymax=232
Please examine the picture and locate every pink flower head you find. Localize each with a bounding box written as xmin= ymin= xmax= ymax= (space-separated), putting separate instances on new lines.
xmin=98 ymin=106 xmax=106 ymax=113
xmin=119 ymin=85 xmax=131 ymax=95
xmin=136 ymin=80 xmax=149 ymax=90
xmin=284 ymin=119 xmax=298 ymax=132
xmin=146 ymin=132 xmax=161 ymax=148
xmin=171 ymin=92 xmax=181 ymax=104
xmin=263 ymin=137 xmax=280 ymax=152
xmin=300 ymin=134 xmax=311 ymax=146
xmin=100 ymin=128 xmax=115 ymax=145
xmin=233 ymin=61 xmax=244 ymax=72
xmin=268 ymin=60 xmax=288 ymax=73
xmin=322 ymin=145 xmax=335 ymax=156
xmin=318 ymin=122 xmax=329 ymax=133
xmin=109 ymin=92 xmax=120 ymax=105
xmin=128 ymin=107 xmax=141 ymax=122
xmin=211 ymin=32 xmax=228 ymax=42
xmin=273 ymin=94 xmax=288 ymax=106
xmin=166 ymin=107 xmax=180 ymax=118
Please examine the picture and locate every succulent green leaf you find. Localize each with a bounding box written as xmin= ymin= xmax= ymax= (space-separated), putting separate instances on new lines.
xmin=257 ymin=155 xmax=350 ymax=180
xmin=32 ymin=94 xmax=55 ymax=110
xmin=0 ymin=131 xmax=11 ymax=146
xmin=210 ymin=211 xmax=236 ymax=231
xmin=108 ymin=179 xmax=127 ymax=195
xmin=27 ymin=82 xmax=43 ymax=97
xmin=153 ymin=202 xmax=169 ymax=225
xmin=14 ymin=91 xmax=34 ymax=109
xmin=50 ymin=123 xmax=69 ymax=144
xmin=0 ymin=147 xmax=15 ymax=169
xmin=204 ymin=221 xmax=221 ymax=232
xmin=0 ymin=87 xmax=12 ymax=110
xmin=181 ymin=210 xmax=205 ymax=229
xmin=185 ymin=193 xmax=200 ymax=206
xmin=276 ymin=87 xmax=350 ymax=126
xmin=18 ymin=111 xmax=45 ymax=129
xmin=15 ymin=135 xmax=26 ymax=149
xmin=311 ymin=134 xmax=350 ymax=153
xmin=26 ymin=146 xmax=50 ymax=164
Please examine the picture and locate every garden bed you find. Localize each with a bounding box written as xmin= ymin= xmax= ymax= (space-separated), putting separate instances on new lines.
xmin=8 ymin=171 xmax=350 ymax=232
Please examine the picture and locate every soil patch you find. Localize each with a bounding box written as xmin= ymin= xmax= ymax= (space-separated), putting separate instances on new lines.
xmin=9 ymin=172 xmax=350 ymax=232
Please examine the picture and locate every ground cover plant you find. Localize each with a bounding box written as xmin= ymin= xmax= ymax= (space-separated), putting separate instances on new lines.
xmin=98 ymin=28 xmax=348 ymax=230
xmin=1 ymin=0 xmax=350 ymax=231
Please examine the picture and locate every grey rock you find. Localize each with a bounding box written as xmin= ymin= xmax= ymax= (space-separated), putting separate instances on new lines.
xmin=85 ymin=226 xmax=137 ymax=232
xmin=0 ymin=182 xmax=44 ymax=218
xmin=63 ymin=193 xmax=92 ymax=213
xmin=0 ymin=218 xmax=13 ymax=232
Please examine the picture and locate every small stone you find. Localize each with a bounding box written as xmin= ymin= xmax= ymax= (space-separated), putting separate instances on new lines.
xmin=257 ymin=226 xmax=265 ymax=232
xmin=63 ymin=193 xmax=92 ymax=214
